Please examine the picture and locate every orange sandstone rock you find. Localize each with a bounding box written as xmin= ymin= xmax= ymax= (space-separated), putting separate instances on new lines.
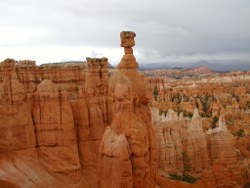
xmin=203 ymin=130 xmax=245 ymax=188
xmin=0 ymin=59 xmax=37 ymax=157
xmin=33 ymin=79 xmax=82 ymax=184
xmin=0 ymin=57 xmax=112 ymax=187
xmin=98 ymin=31 xmax=158 ymax=188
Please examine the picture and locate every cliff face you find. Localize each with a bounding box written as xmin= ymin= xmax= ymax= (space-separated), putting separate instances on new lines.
xmin=153 ymin=108 xmax=210 ymax=176
xmin=152 ymin=107 xmax=246 ymax=188
xmin=0 ymin=58 xmax=112 ymax=187
xmin=0 ymin=59 xmax=37 ymax=157
xmin=33 ymin=79 xmax=81 ymax=184
xmin=202 ymin=131 xmax=245 ymax=188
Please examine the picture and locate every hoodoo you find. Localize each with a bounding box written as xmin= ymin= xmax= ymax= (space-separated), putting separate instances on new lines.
xmin=98 ymin=31 xmax=158 ymax=188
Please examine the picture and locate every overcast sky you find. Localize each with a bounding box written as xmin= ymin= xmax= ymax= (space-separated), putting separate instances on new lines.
xmin=0 ymin=0 xmax=250 ymax=65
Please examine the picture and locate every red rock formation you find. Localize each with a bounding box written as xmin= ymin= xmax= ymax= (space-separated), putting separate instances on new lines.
xmin=184 ymin=108 xmax=211 ymax=175
xmin=32 ymin=79 xmax=82 ymax=185
xmin=98 ymin=31 xmax=158 ymax=188
xmin=0 ymin=152 xmax=67 ymax=188
xmin=77 ymin=58 xmax=111 ymax=188
xmin=238 ymin=136 xmax=250 ymax=185
xmin=98 ymin=127 xmax=132 ymax=188
xmin=0 ymin=57 xmax=112 ymax=187
xmin=153 ymin=108 xmax=210 ymax=177
xmin=13 ymin=61 xmax=86 ymax=93
xmin=152 ymin=106 xmax=246 ymax=187
xmin=154 ymin=109 xmax=185 ymax=175
xmin=0 ymin=59 xmax=37 ymax=158
xmin=203 ymin=130 xmax=245 ymax=188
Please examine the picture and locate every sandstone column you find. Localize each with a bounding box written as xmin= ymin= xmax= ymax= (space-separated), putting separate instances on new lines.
xmin=98 ymin=31 xmax=158 ymax=188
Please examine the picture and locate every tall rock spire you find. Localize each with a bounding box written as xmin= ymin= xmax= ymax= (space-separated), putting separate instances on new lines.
xmin=98 ymin=31 xmax=157 ymax=188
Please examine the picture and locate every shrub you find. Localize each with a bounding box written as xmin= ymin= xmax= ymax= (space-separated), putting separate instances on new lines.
xmin=188 ymin=112 xmax=193 ymax=118
xmin=236 ymin=129 xmax=245 ymax=138
xmin=153 ymin=86 xmax=158 ymax=101
xmin=169 ymin=174 xmax=197 ymax=183
xmin=211 ymin=116 xmax=219 ymax=129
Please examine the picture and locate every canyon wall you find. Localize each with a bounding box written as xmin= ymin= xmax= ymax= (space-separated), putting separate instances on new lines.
xmin=0 ymin=59 xmax=37 ymax=157
xmin=0 ymin=58 xmax=112 ymax=187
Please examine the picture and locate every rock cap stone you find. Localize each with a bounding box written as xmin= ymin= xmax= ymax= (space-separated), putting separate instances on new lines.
xmin=120 ymin=31 xmax=136 ymax=48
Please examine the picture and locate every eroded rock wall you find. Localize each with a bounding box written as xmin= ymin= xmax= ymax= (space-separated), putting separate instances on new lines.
xmin=153 ymin=108 xmax=210 ymax=177
xmin=0 ymin=59 xmax=37 ymax=158
xmin=0 ymin=58 xmax=112 ymax=187
xmin=152 ymin=106 xmax=246 ymax=188
xmin=202 ymin=131 xmax=245 ymax=188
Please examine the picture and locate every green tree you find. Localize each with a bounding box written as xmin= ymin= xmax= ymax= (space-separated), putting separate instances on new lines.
xmin=211 ymin=116 xmax=219 ymax=129
xmin=153 ymin=86 xmax=158 ymax=101
xmin=168 ymin=151 xmax=197 ymax=183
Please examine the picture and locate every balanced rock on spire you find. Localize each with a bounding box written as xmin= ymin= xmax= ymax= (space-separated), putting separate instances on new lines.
xmin=98 ymin=31 xmax=158 ymax=188
xmin=117 ymin=31 xmax=138 ymax=69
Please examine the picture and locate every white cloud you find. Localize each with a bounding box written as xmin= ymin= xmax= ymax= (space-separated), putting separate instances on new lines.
xmin=0 ymin=46 xmax=123 ymax=65
xmin=0 ymin=0 xmax=250 ymax=65
xmin=0 ymin=27 xmax=51 ymax=46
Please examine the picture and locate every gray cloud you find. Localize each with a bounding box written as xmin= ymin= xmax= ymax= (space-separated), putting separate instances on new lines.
xmin=0 ymin=0 xmax=250 ymax=65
